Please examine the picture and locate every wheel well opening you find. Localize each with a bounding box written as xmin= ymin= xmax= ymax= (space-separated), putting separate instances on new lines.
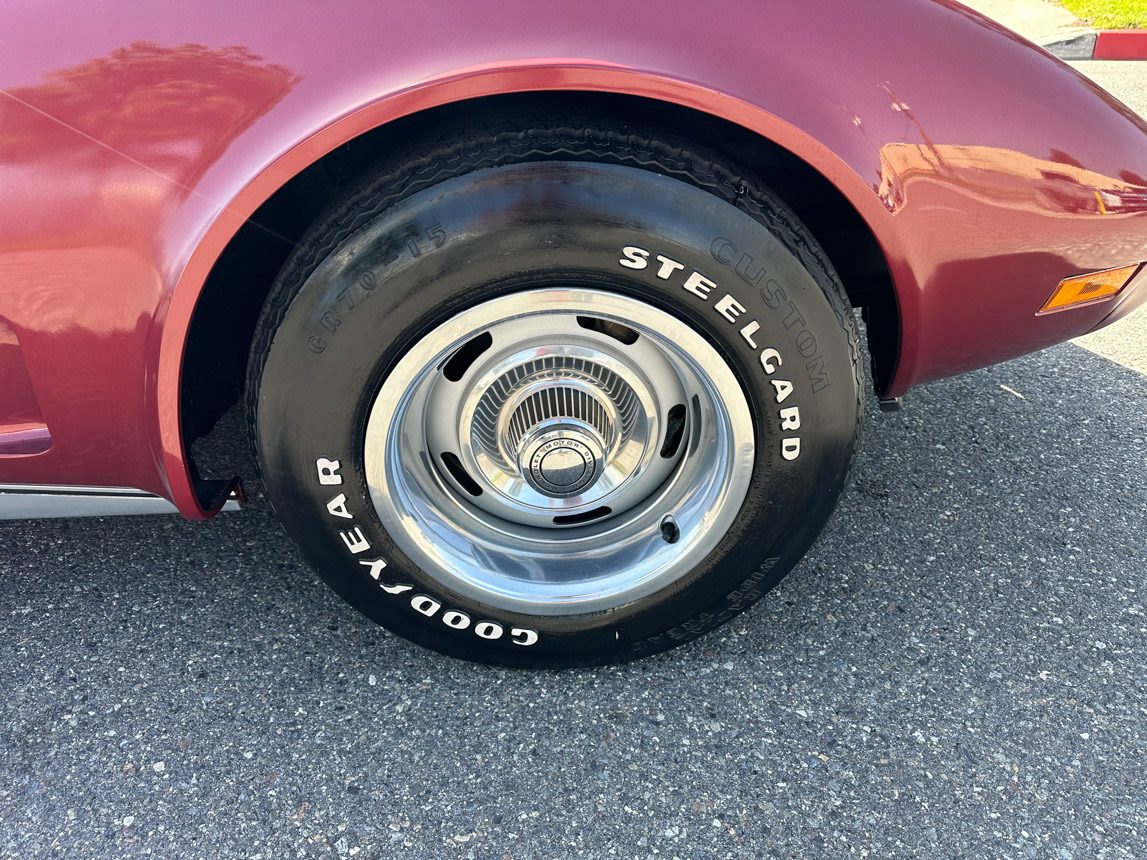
xmin=181 ymin=91 xmax=899 ymax=499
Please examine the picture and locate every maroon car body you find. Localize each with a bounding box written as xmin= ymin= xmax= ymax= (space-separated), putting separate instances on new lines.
xmin=1 ymin=0 xmax=1145 ymax=518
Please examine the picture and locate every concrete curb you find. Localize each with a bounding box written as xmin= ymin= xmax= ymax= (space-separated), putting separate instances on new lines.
xmin=1045 ymin=30 xmax=1147 ymax=60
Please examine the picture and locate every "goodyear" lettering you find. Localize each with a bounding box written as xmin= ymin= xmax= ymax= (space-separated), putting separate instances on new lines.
xmin=314 ymin=457 xmax=538 ymax=646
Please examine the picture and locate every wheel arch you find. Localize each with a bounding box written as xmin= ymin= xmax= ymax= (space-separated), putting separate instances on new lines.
xmin=167 ymin=72 xmax=901 ymax=517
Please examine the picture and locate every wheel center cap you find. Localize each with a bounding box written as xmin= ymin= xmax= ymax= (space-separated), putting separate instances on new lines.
xmin=523 ymin=433 xmax=600 ymax=498
xmin=539 ymin=446 xmax=588 ymax=487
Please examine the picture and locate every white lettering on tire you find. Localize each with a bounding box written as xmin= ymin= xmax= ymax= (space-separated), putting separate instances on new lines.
xmin=780 ymin=406 xmax=801 ymax=431
xmin=326 ymin=493 xmax=353 ymax=519
xmin=314 ymin=456 xmax=539 ymax=646
xmin=619 ymin=246 xmax=650 ymax=269
xmin=618 ymin=246 xmax=804 ymax=460
xmin=316 ymin=458 xmax=343 ymax=485
xmin=474 ymin=621 xmax=504 ymax=640
xmin=411 ymin=595 xmax=441 ymax=617
xmin=359 ymin=558 xmax=388 ymax=579
xmin=442 ymin=611 xmax=471 ymax=630
xmin=339 ymin=527 xmax=371 ymax=554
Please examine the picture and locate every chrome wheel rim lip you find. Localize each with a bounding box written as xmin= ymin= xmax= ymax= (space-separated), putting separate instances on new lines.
xmin=364 ymin=288 xmax=755 ymax=616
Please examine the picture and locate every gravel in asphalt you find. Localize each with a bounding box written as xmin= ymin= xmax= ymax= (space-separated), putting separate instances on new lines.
xmin=2 ymin=341 xmax=1145 ymax=859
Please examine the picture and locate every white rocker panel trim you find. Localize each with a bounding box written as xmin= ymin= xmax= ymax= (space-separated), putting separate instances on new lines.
xmin=0 ymin=485 xmax=241 ymax=520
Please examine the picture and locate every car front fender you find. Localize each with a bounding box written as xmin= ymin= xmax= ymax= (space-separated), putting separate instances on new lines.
xmin=0 ymin=0 xmax=1143 ymax=515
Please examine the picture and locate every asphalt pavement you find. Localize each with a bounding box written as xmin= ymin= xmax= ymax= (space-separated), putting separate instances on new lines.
xmin=3 ymin=341 xmax=1146 ymax=859
xmin=3 ymin=40 xmax=1147 ymax=860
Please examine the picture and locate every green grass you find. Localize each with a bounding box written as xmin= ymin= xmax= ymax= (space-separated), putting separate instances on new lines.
xmin=1060 ymin=0 xmax=1147 ymax=28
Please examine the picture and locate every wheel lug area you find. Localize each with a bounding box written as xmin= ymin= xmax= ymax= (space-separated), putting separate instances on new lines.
xmin=467 ymin=351 xmax=654 ymax=513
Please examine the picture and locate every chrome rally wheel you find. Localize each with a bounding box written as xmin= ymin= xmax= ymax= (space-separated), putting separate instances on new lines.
xmin=250 ymin=117 xmax=863 ymax=666
xmin=364 ymin=289 xmax=754 ymax=616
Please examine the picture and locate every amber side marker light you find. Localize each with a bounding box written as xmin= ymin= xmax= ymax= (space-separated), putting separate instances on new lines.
xmin=1038 ymin=263 xmax=1143 ymax=315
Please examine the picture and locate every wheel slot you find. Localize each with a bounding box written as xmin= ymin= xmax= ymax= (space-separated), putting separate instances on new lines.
xmin=442 ymin=331 xmax=492 ymax=381
xmin=659 ymin=403 xmax=687 ymax=458
xmin=440 ymin=452 xmax=483 ymax=496
xmin=576 ymin=316 xmax=639 ymax=345
xmin=553 ymin=506 xmax=612 ymax=526
xmin=687 ymin=394 xmax=702 ymax=453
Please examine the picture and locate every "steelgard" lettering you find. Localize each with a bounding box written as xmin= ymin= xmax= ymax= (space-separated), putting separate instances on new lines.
xmin=619 ymin=246 xmax=801 ymax=461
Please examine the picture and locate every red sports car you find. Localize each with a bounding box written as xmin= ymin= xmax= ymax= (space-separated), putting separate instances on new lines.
xmin=1 ymin=0 xmax=1144 ymax=665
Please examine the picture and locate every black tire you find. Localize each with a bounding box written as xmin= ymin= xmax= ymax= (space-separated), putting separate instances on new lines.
xmin=248 ymin=119 xmax=863 ymax=667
